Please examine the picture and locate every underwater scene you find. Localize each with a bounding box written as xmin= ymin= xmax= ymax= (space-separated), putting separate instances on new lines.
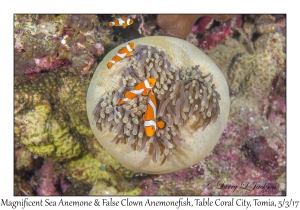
xmin=14 ymin=14 xmax=286 ymax=196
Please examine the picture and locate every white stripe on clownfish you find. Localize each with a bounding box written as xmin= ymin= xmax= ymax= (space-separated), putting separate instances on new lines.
xmin=144 ymin=120 xmax=157 ymax=130
xmin=107 ymin=42 xmax=134 ymax=69
xmin=148 ymin=96 xmax=156 ymax=119
xmin=117 ymin=78 xmax=156 ymax=105
xmin=108 ymin=16 xmax=134 ymax=29
xmin=143 ymin=90 xmax=165 ymax=137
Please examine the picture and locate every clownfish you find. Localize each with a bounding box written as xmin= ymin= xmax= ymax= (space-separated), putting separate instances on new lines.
xmin=118 ymin=78 xmax=156 ymax=105
xmin=108 ymin=16 xmax=134 ymax=29
xmin=107 ymin=42 xmax=135 ymax=69
xmin=143 ymin=90 xmax=166 ymax=137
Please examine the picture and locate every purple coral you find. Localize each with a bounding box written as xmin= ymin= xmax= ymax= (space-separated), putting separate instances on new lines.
xmin=139 ymin=178 xmax=158 ymax=196
xmin=36 ymin=160 xmax=70 ymax=196
xmin=36 ymin=160 xmax=59 ymax=195
xmin=14 ymin=14 xmax=104 ymax=76
xmin=24 ymin=57 xmax=72 ymax=74
xmin=197 ymin=15 xmax=243 ymax=51
xmin=243 ymin=136 xmax=279 ymax=171
xmin=192 ymin=16 xmax=214 ymax=34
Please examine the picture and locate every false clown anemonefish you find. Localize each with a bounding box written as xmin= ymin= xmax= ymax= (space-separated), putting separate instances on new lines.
xmin=107 ymin=42 xmax=134 ymax=69
xmin=117 ymin=78 xmax=156 ymax=105
xmin=108 ymin=16 xmax=134 ymax=29
xmin=143 ymin=90 xmax=165 ymax=137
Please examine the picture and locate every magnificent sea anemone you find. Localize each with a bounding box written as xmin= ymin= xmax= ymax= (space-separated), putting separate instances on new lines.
xmin=86 ymin=36 xmax=230 ymax=174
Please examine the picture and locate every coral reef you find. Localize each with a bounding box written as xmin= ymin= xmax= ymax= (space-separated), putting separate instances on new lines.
xmin=197 ymin=15 xmax=243 ymax=51
xmin=66 ymin=153 xmax=140 ymax=195
xmin=228 ymin=32 xmax=286 ymax=105
xmin=243 ymin=136 xmax=278 ymax=171
xmin=14 ymin=14 xmax=286 ymax=196
xmin=14 ymin=147 xmax=42 ymax=172
xmin=14 ymin=67 xmax=140 ymax=195
xmin=14 ymin=70 xmax=87 ymax=161
xmin=157 ymin=15 xmax=201 ymax=39
xmin=36 ymin=160 xmax=64 ymax=195
xmin=14 ymin=14 xmax=104 ymax=77
xmin=14 ymin=175 xmax=34 ymax=196
xmin=157 ymin=14 xmax=235 ymax=39
xmin=131 ymin=15 xmax=286 ymax=196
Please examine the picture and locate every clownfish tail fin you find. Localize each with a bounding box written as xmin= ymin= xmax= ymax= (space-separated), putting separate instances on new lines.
xmin=142 ymin=112 xmax=146 ymax=121
xmin=157 ymin=120 xmax=166 ymax=129
xmin=117 ymin=100 xmax=124 ymax=105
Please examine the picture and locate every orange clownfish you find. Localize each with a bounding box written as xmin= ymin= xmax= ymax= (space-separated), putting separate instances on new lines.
xmin=118 ymin=78 xmax=156 ymax=105
xmin=108 ymin=16 xmax=134 ymax=29
xmin=143 ymin=91 xmax=166 ymax=137
xmin=107 ymin=42 xmax=135 ymax=69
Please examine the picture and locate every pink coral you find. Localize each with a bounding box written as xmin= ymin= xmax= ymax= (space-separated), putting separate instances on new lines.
xmin=139 ymin=179 xmax=158 ymax=196
xmin=192 ymin=16 xmax=214 ymax=34
xmin=36 ymin=160 xmax=71 ymax=196
xmin=36 ymin=160 xmax=59 ymax=195
xmin=197 ymin=15 xmax=243 ymax=51
xmin=24 ymin=57 xmax=72 ymax=74
xmin=37 ymin=177 xmax=59 ymax=196
xmin=14 ymin=14 xmax=104 ymax=76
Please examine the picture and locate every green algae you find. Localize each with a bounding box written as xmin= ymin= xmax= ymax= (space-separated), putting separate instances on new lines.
xmin=16 ymin=100 xmax=83 ymax=161
xmin=68 ymin=153 xmax=119 ymax=186
xmin=88 ymin=182 xmax=141 ymax=196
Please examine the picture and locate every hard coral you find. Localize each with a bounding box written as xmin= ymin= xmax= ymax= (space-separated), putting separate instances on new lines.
xmin=198 ymin=15 xmax=243 ymax=51
xmin=24 ymin=57 xmax=72 ymax=74
xmin=14 ymin=147 xmax=41 ymax=171
xmin=228 ymin=32 xmax=285 ymax=103
xmin=14 ymin=70 xmax=92 ymax=161
xmin=66 ymin=153 xmax=139 ymax=195
xmin=243 ymin=136 xmax=278 ymax=171
xmin=157 ymin=14 xmax=235 ymax=39
xmin=36 ymin=160 xmax=59 ymax=195
xmin=36 ymin=160 xmax=71 ymax=195
xmin=157 ymin=15 xmax=201 ymax=39
xmin=14 ymin=14 xmax=104 ymax=76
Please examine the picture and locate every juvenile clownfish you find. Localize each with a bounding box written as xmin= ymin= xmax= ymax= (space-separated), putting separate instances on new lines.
xmin=143 ymin=90 xmax=166 ymax=137
xmin=118 ymin=78 xmax=156 ymax=105
xmin=108 ymin=16 xmax=134 ymax=29
xmin=107 ymin=42 xmax=134 ymax=69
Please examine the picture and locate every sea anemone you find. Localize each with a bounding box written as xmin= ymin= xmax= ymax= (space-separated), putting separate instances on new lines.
xmin=86 ymin=36 xmax=230 ymax=174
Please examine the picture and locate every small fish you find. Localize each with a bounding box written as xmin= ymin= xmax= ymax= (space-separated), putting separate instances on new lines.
xmin=73 ymin=167 xmax=91 ymax=177
xmin=107 ymin=42 xmax=135 ymax=69
xmin=118 ymin=78 xmax=156 ymax=105
xmin=108 ymin=16 xmax=134 ymax=29
xmin=109 ymin=165 xmax=124 ymax=179
xmin=143 ymin=90 xmax=166 ymax=137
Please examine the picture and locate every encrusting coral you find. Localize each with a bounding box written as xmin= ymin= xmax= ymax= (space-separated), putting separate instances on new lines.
xmin=14 ymin=69 xmax=141 ymax=194
xmin=87 ymin=36 xmax=230 ymax=174
xmin=14 ymin=14 xmax=104 ymax=76
xmin=14 ymin=71 xmax=87 ymax=161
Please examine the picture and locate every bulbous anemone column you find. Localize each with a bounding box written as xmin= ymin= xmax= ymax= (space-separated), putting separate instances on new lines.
xmin=86 ymin=36 xmax=230 ymax=174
